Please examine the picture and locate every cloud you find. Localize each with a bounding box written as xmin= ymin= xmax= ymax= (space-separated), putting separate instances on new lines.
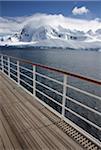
xmin=72 ymin=6 xmax=89 ymax=15
xmin=0 ymin=17 xmax=24 ymax=36
xmin=0 ymin=13 xmax=101 ymax=36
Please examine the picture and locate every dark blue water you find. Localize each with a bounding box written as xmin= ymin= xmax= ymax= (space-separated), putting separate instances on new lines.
xmin=0 ymin=47 xmax=101 ymax=80
xmin=0 ymin=47 xmax=101 ymax=141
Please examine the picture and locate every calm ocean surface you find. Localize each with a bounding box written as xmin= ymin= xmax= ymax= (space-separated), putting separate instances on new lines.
xmin=0 ymin=47 xmax=101 ymax=141
xmin=0 ymin=47 xmax=101 ymax=80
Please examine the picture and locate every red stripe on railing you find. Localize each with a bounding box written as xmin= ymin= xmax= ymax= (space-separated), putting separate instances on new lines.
xmin=32 ymin=63 xmax=101 ymax=85
xmin=1 ymin=54 xmax=101 ymax=85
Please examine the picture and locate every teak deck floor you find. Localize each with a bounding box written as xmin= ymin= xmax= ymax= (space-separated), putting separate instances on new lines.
xmin=0 ymin=72 xmax=84 ymax=150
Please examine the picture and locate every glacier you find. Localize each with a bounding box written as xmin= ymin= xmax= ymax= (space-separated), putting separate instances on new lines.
xmin=0 ymin=14 xmax=101 ymax=50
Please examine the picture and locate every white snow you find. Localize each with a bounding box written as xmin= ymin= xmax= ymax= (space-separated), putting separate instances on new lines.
xmin=0 ymin=13 xmax=101 ymax=50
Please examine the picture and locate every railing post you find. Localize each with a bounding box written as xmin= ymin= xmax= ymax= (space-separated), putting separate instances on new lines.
xmin=33 ymin=65 xmax=36 ymax=97
xmin=8 ymin=57 xmax=10 ymax=77
xmin=1 ymin=55 xmax=4 ymax=72
xmin=17 ymin=61 xmax=20 ymax=85
xmin=62 ymin=75 xmax=67 ymax=117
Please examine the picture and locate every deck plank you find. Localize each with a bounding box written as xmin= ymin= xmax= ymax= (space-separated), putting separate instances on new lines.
xmin=0 ymin=135 xmax=5 ymax=150
xmin=0 ymin=110 xmax=22 ymax=150
xmin=0 ymin=72 xmax=84 ymax=150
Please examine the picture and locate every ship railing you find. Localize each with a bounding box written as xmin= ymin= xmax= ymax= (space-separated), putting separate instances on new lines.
xmin=0 ymin=54 xmax=101 ymax=147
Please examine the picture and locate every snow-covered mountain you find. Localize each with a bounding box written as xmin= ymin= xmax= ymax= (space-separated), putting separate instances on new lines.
xmin=0 ymin=14 xmax=101 ymax=50
xmin=19 ymin=25 xmax=89 ymax=42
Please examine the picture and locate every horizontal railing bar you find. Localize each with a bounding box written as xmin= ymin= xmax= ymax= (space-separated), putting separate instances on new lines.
xmin=10 ymin=72 xmax=17 ymax=78
xmin=20 ymin=66 xmax=33 ymax=73
xmin=3 ymin=64 xmax=8 ymax=68
xmin=10 ymin=62 xmax=17 ymax=66
xmin=20 ymin=78 xmax=33 ymax=89
xmin=36 ymin=89 xmax=62 ymax=107
xmin=3 ymin=63 xmax=8 ymax=66
xmin=3 ymin=67 xmax=8 ymax=72
xmin=0 ymin=54 xmax=101 ymax=146
xmin=65 ymin=96 xmax=101 ymax=116
xmin=36 ymin=80 xmax=63 ymax=97
xmin=10 ymin=67 xmax=17 ymax=73
xmin=34 ymin=65 xmax=101 ymax=85
xmin=20 ymin=72 xmax=33 ymax=81
xmin=3 ymin=59 xmax=8 ymax=63
xmin=3 ymin=64 xmax=8 ymax=67
xmin=36 ymin=72 xmax=63 ymax=85
xmin=66 ymin=84 xmax=101 ymax=101
xmin=19 ymin=70 xmax=101 ymax=120
xmin=0 ymin=54 xmax=100 ymax=85
xmin=65 ymin=107 xmax=101 ymax=131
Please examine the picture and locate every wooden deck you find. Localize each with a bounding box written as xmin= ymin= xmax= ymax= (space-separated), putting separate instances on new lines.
xmin=0 ymin=72 xmax=84 ymax=150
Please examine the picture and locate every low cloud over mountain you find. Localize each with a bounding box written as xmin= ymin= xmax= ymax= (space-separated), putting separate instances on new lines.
xmin=0 ymin=13 xmax=101 ymax=50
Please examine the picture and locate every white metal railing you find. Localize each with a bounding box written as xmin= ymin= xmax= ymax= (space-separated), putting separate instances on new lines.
xmin=0 ymin=54 xmax=101 ymax=147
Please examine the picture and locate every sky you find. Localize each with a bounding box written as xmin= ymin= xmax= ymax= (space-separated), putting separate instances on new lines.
xmin=0 ymin=1 xmax=101 ymax=19
xmin=0 ymin=1 xmax=101 ymax=36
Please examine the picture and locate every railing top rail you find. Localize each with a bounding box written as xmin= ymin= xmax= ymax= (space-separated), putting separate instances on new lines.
xmin=0 ymin=54 xmax=101 ymax=85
